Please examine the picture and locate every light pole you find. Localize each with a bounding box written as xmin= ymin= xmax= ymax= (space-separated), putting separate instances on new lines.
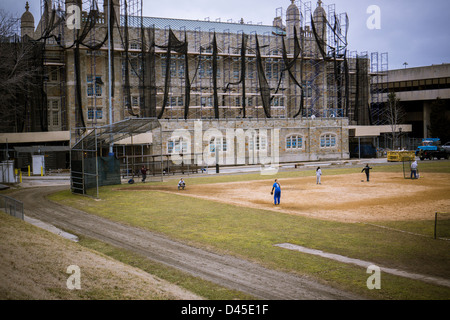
xmin=108 ymin=0 xmax=114 ymax=156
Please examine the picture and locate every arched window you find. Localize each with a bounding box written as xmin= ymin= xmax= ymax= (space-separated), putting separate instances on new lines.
xmin=286 ymin=135 xmax=303 ymax=150
xmin=168 ymin=137 xmax=188 ymax=154
xmin=320 ymin=134 xmax=337 ymax=148
xmin=209 ymin=137 xmax=227 ymax=153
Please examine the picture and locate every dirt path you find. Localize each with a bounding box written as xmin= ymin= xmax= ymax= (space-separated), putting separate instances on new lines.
xmin=10 ymin=186 xmax=362 ymax=300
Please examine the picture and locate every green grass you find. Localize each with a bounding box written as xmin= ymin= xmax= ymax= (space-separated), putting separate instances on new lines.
xmin=48 ymin=161 xmax=450 ymax=300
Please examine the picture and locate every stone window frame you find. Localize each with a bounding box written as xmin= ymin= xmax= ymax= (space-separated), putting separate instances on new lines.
xmin=86 ymin=75 xmax=103 ymax=97
xmin=47 ymin=99 xmax=61 ymax=129
xmin=248 ymin=133 xmax=267 ymax=152
xmin=167 ymin=136 xmax=189 ymax=155
xmin=285 ymin=134 xmax=304 ymax=151
xmin=209 ymin=137 xmax=227 ymax=153
xmin=320 ymin=133 xmax=337 ymax=148
xmin=87 ymin=107 xmax=103 ymax=121
xmin=47 ymin=66 xmax=59 ymax=82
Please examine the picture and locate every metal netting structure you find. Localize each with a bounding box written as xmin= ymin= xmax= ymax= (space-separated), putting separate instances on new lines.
xmin=70 ymin=118 xmax=160 ymax=198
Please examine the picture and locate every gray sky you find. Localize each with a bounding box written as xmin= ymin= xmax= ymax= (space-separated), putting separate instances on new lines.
xmin=2 ymin=0 xmax=449 ymax=70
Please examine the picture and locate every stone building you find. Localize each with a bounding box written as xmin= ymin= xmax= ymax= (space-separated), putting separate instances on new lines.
xmin=1 ymin=0 xmax=389 ymax=173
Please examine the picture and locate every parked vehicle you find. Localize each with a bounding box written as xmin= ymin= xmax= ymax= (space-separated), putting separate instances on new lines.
xmin=442 ymin=141 xmax=450 ymax=153
xmin=417 ymin=147 xmax=449 ymax=160
xmin=415 ymin=138 xmax=441 ymax=155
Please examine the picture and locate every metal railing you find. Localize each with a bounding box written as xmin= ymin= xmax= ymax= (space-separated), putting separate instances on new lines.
xmin=0 ymin=194 xmax=24 ymax=220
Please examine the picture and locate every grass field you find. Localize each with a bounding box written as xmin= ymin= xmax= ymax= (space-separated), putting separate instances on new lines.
xmin=48 ymin=161 xmax=450 ymax=300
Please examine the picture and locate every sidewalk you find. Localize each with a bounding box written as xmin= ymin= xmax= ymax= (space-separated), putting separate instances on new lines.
xmin=19 ymin=174 xmax=70 ymax=188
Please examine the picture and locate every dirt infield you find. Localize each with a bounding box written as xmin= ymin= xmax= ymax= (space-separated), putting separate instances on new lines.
xmin=123 ymin=172 xmax=450 ymax=223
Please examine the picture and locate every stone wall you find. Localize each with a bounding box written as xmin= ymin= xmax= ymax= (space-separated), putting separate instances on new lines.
xmin=152 ymin=118 xmax=349 ymax=166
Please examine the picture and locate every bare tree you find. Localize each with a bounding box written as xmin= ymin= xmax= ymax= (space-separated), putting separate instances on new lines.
xmin=0 ymin=9 xmax=43 ymax=132
xmin=0 ymin=9 xmax=17 ymax=39
xmin=385 ymin=92 xmax=406 ymax=149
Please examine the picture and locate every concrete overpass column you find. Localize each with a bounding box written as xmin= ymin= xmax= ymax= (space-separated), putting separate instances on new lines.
xmin=423 ymin=101 xmax=432 ymax=139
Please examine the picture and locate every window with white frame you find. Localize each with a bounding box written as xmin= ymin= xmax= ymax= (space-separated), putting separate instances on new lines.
xmin=87 ymin=107 xmax=103 ymax=120
xmin=48 ymin=66 xmax=59 ymax=82
xmin=168 ymin=137 xmax=188 ymax=154
xmin=48 ymin=99 xmax=61 ymax=129
xmin=96 ymin=108 xmax=103 ymax=119
xmin=271 ymin=96 xmax=285 ymax=107
xmin=249 ymin=133 xmax=267 ymax=151
xmin=130 ymin=56 xmax=141 ymax=78
xmin=286 ymin=135 xmax=303 ymax=150
xmin=209 ymin=137 xmax=227 ymax=153
xmin=170 ymin=96 xmax=177 ymax=107
xmin=130 ymin=42 xmax=141 ymax=50
xmin=132 ymin=96 xmax=139 ymax=108
xmin=232 ymin=57 xmax=240 ymax=80
xmin=303 ymin=81 xmax=313 ymax=98
xmin=87 ymin=75 xmax=102 ymax=97
xmin=200 ymin=96 xmax=213 ymax=107
xmin=247 ymin=58 xmax=255 ymax=79
xmin=320 ymin=134 xmax=337 ymax=148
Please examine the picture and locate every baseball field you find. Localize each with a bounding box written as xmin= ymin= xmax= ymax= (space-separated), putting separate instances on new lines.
xmin=44 ymin=160 xmax=450 ymax=300
xmin=124 ymin=171 xmax=450 ymax=223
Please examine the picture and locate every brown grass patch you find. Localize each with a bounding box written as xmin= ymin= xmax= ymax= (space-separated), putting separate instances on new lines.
xmin=0 ymin=213 xmax=202 ymax=300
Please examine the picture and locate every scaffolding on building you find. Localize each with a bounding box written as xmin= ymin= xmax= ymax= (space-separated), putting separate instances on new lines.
xmin=14 ymin=0 xmax=390 ymax=194
xmin=369 ymin=52 xmax=389 ymax=125
xmin=30 ymin=0 xmax=388 ymax=130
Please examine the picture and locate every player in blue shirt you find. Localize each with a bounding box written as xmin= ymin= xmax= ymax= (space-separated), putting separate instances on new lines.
xmin=271 ymin=179 xmax=281 ymax=205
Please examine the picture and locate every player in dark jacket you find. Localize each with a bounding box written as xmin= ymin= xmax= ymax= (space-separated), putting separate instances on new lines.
xmin=141 ymin=166 xmax=148 ymax=183
xmin=361 ymin=164 xmax=372 ymax=182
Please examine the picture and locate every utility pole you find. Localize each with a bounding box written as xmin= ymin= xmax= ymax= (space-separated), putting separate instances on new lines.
xmin=108 ymin=0 xmax=114 ymax=156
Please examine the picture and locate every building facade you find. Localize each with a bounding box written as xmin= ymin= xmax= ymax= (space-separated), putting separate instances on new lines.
xmin=380 ymin=64 xmax=450 ymax=140
xmin=1 ymin=0 xmax=390 ymax=171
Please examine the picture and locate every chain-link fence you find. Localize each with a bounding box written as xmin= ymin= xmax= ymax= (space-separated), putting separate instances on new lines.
xmin=0 ymin=194 xmax=24 ymax=220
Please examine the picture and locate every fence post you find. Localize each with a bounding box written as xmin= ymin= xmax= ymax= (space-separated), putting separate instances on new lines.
xmin=434 ymin=212 xmax=437 ymax=239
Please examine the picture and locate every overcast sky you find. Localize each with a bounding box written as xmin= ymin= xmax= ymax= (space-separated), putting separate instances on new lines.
xmin=2 ymin=0 xmax=449 ymax=70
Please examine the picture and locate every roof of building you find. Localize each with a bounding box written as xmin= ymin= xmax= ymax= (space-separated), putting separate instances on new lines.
xmin=21 ymin=2 xmax=34 ymax=26
xmin=123 ymin=16 xmax=285 ymax=36
xmin=313 ymin=0 xmax=327 ymax=19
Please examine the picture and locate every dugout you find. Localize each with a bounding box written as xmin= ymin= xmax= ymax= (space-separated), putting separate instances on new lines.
xmin=70 ymin=118 xmax=161 ymax=198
